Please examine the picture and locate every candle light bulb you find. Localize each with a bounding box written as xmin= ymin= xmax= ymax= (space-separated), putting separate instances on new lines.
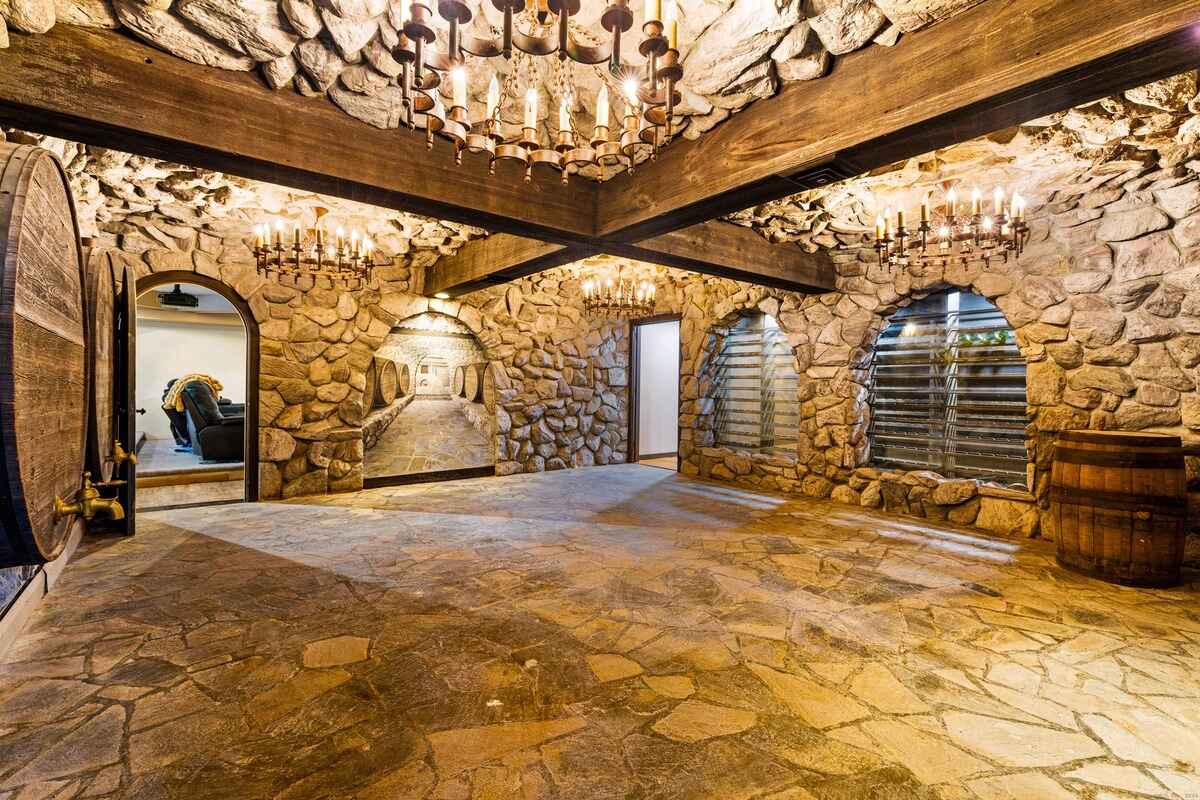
xmin=644 ymin=0 xmax=660 ymax=23
xmin=623 ymin=78 xmax=639 ymax=107
xmin=664 ymin=0 xmax=677 ymax=49
xmin=994 ymin=186 xmax=1004 ymax=215
xmin=400 ymin=0 xmax=411 ymax=26
xmin=596 ymin=84 xmax=609 ymax=130
xmin=559 ymin=94 xmax=571 ymax=133
xmin=451 ymin=66 xmax=466 ymax=110
xmin=971 ymin=186 xmax=981 ymax=214
xmin=524 ymin=87 xmax=538 ymax=132
xmin=947 ymin=187 xmax=957 ymax=216
xmin=273 ymin=220 xmax=282 ymax=247
xmin=921 ymin=193 xmax=930 ymax=223
xmin=486 ymin=74 xmax=500 ymax=119
xmin=336 ymin=226 xmax=345 ymax=250
xmin=875 ymin=215 xmax=885 ymax=238
xmin=293 ymin=224 xmax=300 ymax=246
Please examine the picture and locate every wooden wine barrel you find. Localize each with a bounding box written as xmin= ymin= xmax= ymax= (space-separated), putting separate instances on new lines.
xmin=462 ymin=363 xmax=487 ymax=403
xmin=363 ymin=358 xmax=378 ymax=412
xmin=85 ymin=250 xmax=117 ymax=482
xmin=1051 ymin=430 xmax=1186 ymax=587
xmin=375 ymin=358 xmax=398 ymax=406
xmin=482 ymin=363 xmax=496 ymax=409
xmin=396 ymin=362 xmax=411 ymax=396
xmin=451 ymin=365 xmax=465 ymax=397
xmin=0 ymin=144 xmax=89 ymax=567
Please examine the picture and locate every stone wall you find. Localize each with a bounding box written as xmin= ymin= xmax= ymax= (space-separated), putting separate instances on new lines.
xmin=670 ymin=158 xmax=1200 ymax=542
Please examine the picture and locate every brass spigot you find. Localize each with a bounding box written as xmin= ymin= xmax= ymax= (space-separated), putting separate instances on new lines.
xmin=113 ymin=439 xmax=137 ymax=467
xmin=54 ymin=472 xmax=125 ymax=522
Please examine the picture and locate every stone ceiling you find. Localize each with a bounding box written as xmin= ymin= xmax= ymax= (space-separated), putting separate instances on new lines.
xmin=0 ymin=128 xmax=484 ymax=264
xmin=727 ymin=71 xmax=1200 ymax=252
xmin=0 ymin=0 xmax=985 ymax=159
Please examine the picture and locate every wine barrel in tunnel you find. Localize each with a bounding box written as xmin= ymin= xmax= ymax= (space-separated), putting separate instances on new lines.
xmin=1052 ymin=430 xmax=1186 ymax=587
xmin=452 ymin=365 xmax=465 ymax=397
xmin=396 ymin=362 xmax=411 ymax=396
xmin=0 ymin=143 xmax=89 ymax=567
xmin=462 ymin=363 xmax=487 ymax=403
xmin=375 ymin=358 xmax=398 ymax=407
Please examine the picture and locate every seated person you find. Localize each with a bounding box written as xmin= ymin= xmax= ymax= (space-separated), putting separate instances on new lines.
xmin=162 ymin=374 xmax=225 ymax=453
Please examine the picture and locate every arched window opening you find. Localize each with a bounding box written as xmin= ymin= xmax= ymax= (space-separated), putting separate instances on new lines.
xmin=868 ymin=289 xmax=1027 ymax=487
xmin=713 ymin=313 xmax=800 ymax=454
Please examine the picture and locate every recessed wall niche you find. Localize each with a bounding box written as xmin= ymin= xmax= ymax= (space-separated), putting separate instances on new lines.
xmin=363 ymin=312 xmax=496 ymax=481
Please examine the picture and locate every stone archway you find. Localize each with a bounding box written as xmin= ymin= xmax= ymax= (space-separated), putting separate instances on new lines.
xmin=135 ymin=270 xmax=262 ymax=501
xmin=363 ymin=311 xmax=496 ymax=482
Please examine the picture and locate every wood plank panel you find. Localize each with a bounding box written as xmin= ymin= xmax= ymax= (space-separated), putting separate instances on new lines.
xmin=0 ymin=25 xmax=597 ymax=244
xmin=595 ymin=0 xmax=1200 ymax=239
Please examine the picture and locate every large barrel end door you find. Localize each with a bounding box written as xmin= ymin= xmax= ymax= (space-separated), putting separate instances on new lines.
xmin=0 ymin=144 xmax=117 ymax=566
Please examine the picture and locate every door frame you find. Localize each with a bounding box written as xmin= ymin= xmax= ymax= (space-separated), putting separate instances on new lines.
xmin=134 ymin=272 xmax=260 ymax=502
xmin=628 ymin=313 xmax=683 ymax=465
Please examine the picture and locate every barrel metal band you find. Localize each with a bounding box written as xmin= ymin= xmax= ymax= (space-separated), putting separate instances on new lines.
xmin=1054 ymin=448 xmax=1184 ymax=469
xmin=1051 ymin=485 xmax=1187 ymax=514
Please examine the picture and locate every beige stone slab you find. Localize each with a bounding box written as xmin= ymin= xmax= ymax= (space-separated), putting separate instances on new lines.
xmin=302 ymin=635 xmax=371 ymax=668
xmin=643 ymin=675 xmax=695 ymax=699
xmin=1064 ymin=763 xmax=1171 ymax=798
xmin=586 ymin=653 xmax=643 ymax=683
xmin=428 ymin=718 xmax=586 ymax=776
xmin=859 ymin=719 xmax=988 ymax=785
xmin=748 ymin=664 xmax=869 ymax=729
xmin=651 ymin=700 xmax=758 ymax=743
xmin=849 ymin=663 xmax=931 ymax=714
xmin=943 ymin=712 xmax=1105 ymax=767
xmin=1082 ymin=714 xmax=1172 ymax=766
xmin=965 ymin=772 xmax=1077 ymax=800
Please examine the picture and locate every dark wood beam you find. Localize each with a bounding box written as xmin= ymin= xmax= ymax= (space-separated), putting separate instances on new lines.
xmin=428 ymin=221 xmax=835 ymax=296
xmin=595 ymin=0 xmax=1200 ymax=241
xmin=424 ymin=234 xmax=591 ymax=296
xmin=610 ymin=221 xmax=833 ymax=293
xmin=0 ymin=25 xmax=597 ymax=244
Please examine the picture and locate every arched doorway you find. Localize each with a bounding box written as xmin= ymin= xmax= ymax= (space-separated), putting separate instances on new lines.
xmin=364 ymin=311 xmax=495 ymax=485
xmin=134 ymin=272 xmax=260 ymax=506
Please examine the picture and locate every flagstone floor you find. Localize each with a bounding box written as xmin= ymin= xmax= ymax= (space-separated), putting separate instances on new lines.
xmin=2 ymin=465 xmax=1199 ymax=799
xmin=365 ymin=398 xmax=494 ymax=478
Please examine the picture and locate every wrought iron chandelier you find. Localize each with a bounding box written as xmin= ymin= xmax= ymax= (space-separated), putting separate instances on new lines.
xmin=873 ymin=186 xmax=1030 ymax=271
xmin=581 ymin=262 xmax=657 ymax=317
xmin=252 ymin=210 xmax=388 ymax=290
xmin=392 ymin=0 xmax=684 ymax=183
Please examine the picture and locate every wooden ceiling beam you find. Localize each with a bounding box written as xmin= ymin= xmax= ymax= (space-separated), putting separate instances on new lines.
xmin=426 ymin=221 xmax=835 ymax=296
xmin=0 ymin=25 xmax=597 ymax=244
xmin=594 ymin=0 xmax=1200 ymax=241
xmin=423 ymin=234 xmax=592 ymax=296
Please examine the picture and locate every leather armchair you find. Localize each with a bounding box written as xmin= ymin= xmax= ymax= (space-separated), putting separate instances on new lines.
xmin=180 ymin=382 xmax=244 ymax=463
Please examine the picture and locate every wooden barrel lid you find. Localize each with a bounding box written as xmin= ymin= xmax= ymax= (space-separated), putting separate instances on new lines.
xmin=85 ymin=250 xmax=116 ymax=482
xmin=375 ymin=358 xmax=398 ymax=406
xmin=0 ymin=144 xmax=88 ymax=566
xmin=463 ymin=363 xmax=486 ymax=403
xmin=397 ymin=362 xmax=411 ymax=396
